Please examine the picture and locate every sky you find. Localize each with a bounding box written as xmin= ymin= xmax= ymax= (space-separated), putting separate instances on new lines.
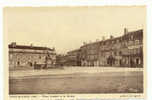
xmin=4 ymin=6 xmax=146 ymax=54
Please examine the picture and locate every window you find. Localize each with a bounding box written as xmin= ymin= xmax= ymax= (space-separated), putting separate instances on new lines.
xmin=119 ymin=51 xmax=122 ymax=55
xmin=114 ymin=52 xmax=117 ymax=55
xmin=113 ymin=40 xmax=116 ymax=44
xmin=9 ymin=54 xmax=13 ymax=60
xmin=136 ymin=58 xmax=139 ymax=64
xmin=112 ymin=41 xmax=114 ymax=44
xmin=117 ymin=39 xmax=119 ymax=43
xmin=135 ymin=40 xmax=140 ymax=44
xmin=17 ymin=61 xmax=20 ymax=66
xmin=131 ymin=35 xmax=134 ymax=40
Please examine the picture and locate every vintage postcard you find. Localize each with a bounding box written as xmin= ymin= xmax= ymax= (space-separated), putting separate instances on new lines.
xmin=4 ymin=6 xmax=146 ymax=100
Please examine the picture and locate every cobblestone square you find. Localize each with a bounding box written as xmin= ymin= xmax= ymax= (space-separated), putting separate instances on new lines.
xmin=9 ymin=67 xmax=143 ymax=94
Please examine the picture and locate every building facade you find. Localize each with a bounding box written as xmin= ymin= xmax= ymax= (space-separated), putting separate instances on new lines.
xmin=80 ymin=41 xmax=100 ymax=66
xmin=80 ymin=28 xmax=143 ymax=67
xmin=56 ymin=54 xmax=68 ymax=66
xmin=66 ymin=49 xmax=81 ymax=66
xmin=9 ymin=42 xmax=56 ymax=69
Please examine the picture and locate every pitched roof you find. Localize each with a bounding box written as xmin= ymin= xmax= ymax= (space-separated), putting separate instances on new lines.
xmin=8 ymin=44 xmax=54 ymax=51
xmin=81 ymin=29 xmax=143 ymax=48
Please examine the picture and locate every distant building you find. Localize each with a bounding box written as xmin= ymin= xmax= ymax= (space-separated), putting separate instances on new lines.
xmin=8 ymin=42 xmax=56 ymax=69
xmin=56 ymin=54 xmax=68 ymax=66
xmin=80 ymin=42 xmax=100 ymax=66
xmin=66 ymin=49 xmax=81 ymax=66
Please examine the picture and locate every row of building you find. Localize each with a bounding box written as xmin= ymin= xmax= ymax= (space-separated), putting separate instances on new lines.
xmin=8 ymin=28 xmax=143 ymax=68
xmin=61 ymin=28 xmax=143 ymax=67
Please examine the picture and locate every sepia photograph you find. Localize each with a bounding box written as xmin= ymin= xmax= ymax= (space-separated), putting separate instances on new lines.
xmin=4 ymin=6 xmax=146 ymax=96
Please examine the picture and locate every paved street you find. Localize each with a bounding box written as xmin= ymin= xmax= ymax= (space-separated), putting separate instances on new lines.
xmin=9 ymin=67 xmax=143 ymax=79
xmin=9 ymin=67 xmax=143 ymax=94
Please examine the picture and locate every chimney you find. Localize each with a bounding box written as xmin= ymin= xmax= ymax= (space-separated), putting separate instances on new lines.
xmin=30 ymin=43 xmax=33 ymax=47
xmin=83 ymin=42 xmax=86 ymax=45
xmin=102 ymin=36 xmax=105 ymax=41
xmin=52 ymin=47 xmax=55 ymax=50
xmin=124 ymin=28 xmax=128 ymax=35
xmin=110 ymin=35 xmax=114 ymax=39
xmin=11 ymin=42 xmax=16 ymax=47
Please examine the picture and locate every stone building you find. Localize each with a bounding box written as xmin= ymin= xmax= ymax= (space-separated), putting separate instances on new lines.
xmin=80 ymin=41 xmax=100 ymax=66
xmin=9 ymin=42 xmax=56 ymax=69
xmin=80 ymin=28 xmax=143 ymax=67
xmin=56 ymin=54 xmax=68 ymax=66
xmin=66 ymin=49 xmax=81 ymax=66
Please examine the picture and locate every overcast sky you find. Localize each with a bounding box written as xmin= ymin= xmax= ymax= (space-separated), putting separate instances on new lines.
xmin=4 ymin=6 xmax=146 ymax=54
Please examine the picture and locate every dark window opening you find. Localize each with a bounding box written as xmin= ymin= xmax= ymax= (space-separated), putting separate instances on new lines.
xmin=136 ymin=58 xmax=139 ymax=65
xmin=119 ymin=60 xmax=122 ymax=65
xmin=29 ymin=62 xmax=32 ymax=66
xmin=17 ymin=61 xmax=20 ymax=66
